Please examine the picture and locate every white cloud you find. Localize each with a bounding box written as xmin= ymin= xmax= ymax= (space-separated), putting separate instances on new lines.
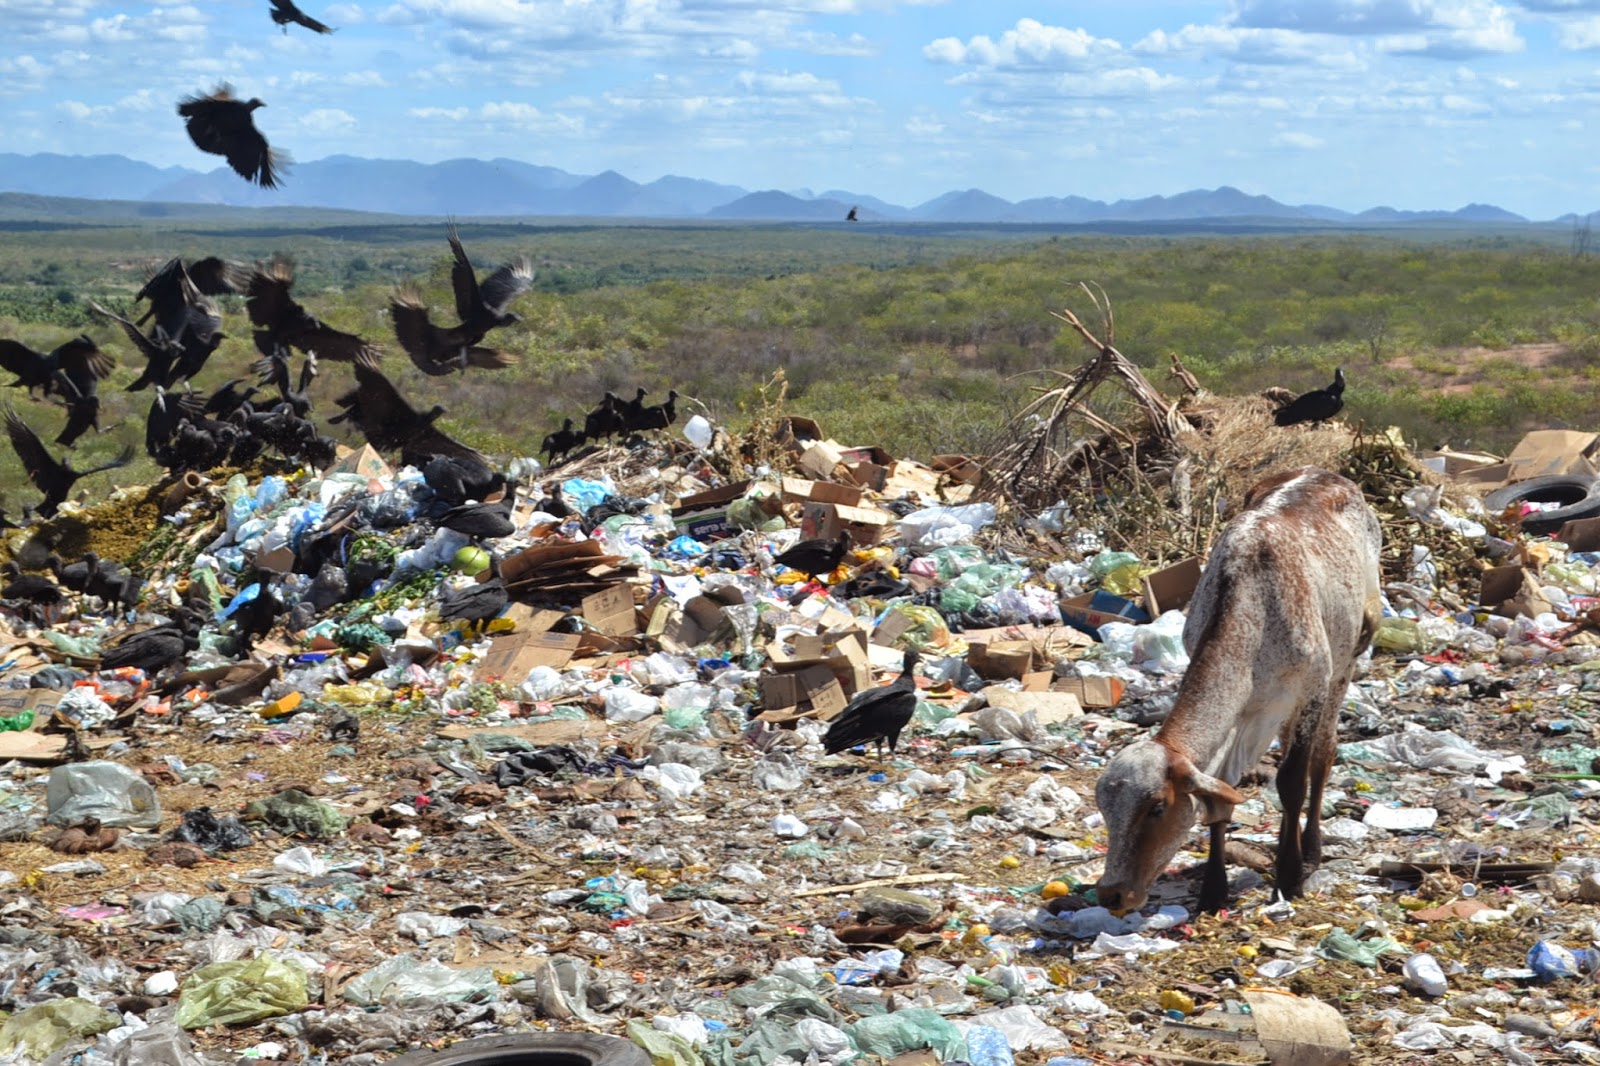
xmin=1272 ymin=130 xmax=1325 ymax=147
xmin=925 ymin=18 xmax=1121 ymax=67
xmin=1556 ymin=14 xmax=1600 ymax=45
xmin=409 ymin=106 xmax=470 ymax=120
xmin=735 ymin=70 xmax=840 ymax=93
xmin=298 ymin=108 xmax=357 ymax=133
xmin=1135 ymin=24 xmax=1364 ymax=67
xmin=1228 ymin=0 xmax=1524 ymax=57
xmin=905 ymin=116 xmax=944 ymax=135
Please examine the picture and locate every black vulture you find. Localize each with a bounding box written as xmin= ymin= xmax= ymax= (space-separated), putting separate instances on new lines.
xmin=437 ymin=578 xmax=509 ymax=625
xmin=389 ymin=291 xmax=517 ymax=376
xmin=423 ymin=454 xmax=504 ymax=505
xmin=629 ymin=389 xmax=678 ymax=435
xmin=247 ymin=257 xmax=380 ymax=363
xmin=145 ymin=387 xmax=205 ymax=460
xmin=823 ymin=649 xmax=920 ymax=763
xmin=99 ymin=624 xmax=189 ymax=674
xmin=88 ymin=301 xmax=181 ymax=392
xmin=540 ymin=418 xmax=583 ymax=464
xmin=229 ymin=583 xmax=282 ymax=655
xmin=177 ymin=85 xmax=285 ymax=189
xmin=134 ymin=256 xmax=237 ymax=347
xmin=0 ymin=562 xmax=65 ymax=606
xmin=329 ymin=362 xmax=485 ymax=468
xmin=439 ymin=483 xmax=518 ymax=539
xmin=0 ymin=335 xmax=115 ymax=399
xmin=55 ymin=393 xmax=101 ymax=449
xmin=48 ymin=552 xmax=99 ymax=594
xmin=583 ymin=392 xmax=624 ymax=443
xmin=4 ymin=407 xmax=133 ymax=517
xmin=87 ymin=558 xmax=139 ymax=611
xmin=448 ymin=223 xmax=533 ymax=338
xmin=1273 ymin=368 xmax=1346 ymax=427
xmin=204 ymin=379 xmax=260 ymax=420
xmin=251 ymin=345 xmax=318 ymax=417
xmin=846 ymin=205 xmax=859 ymax=222
xmin=620 ymin=387 xmax=649 ymax=425
xmin=773 ymin=530 xmax=852 ymax=582
xmin=269 ymin=0 xmax=334 ymax=34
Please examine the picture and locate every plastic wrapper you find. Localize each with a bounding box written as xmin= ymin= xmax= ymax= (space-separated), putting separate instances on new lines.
xmin=0 ymin=997 xmax=119 ymax=1059
xmin=848 ymin=1007 xmax=967 ymax=1061
xmin=175 ymin=952 xmax=310 ymax=1029
xmin=343 ymin=955 xmax=495 ymax=1009
xmin=605 ymin=687 xmax=661 ymax=722
xmin=47 ymin=761 xmax=162 ymax=828
xmin=897 ymin=504 xmax=997 ymax=548
xmin=628 ymin=1019 xmax=705 ymax=1066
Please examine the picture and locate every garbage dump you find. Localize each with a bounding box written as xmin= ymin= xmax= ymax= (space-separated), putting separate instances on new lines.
xmin=5 ymin=353 xmax=1600 ymax=1066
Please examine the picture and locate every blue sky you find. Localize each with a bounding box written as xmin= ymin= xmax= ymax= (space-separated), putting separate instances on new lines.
xmin=2 ymin=0 xmax=1600 ymax=217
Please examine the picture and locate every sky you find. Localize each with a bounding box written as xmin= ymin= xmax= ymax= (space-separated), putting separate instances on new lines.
xmin=2 ymin=0 xmax=1600 ymax=218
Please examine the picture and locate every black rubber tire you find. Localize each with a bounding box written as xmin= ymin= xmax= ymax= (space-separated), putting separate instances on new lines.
xmin=1482 ymin=475 xmax=1600 ymax=536
xmin=387 ymin=1034 xmax=651 ymax=1066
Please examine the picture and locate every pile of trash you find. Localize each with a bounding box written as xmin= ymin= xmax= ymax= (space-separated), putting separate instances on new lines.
xmin=5 ymin=407 xmax=1600 ymax=1066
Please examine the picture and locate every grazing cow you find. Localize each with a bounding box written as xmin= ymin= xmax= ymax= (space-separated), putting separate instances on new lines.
xmin=1094 ymin=466 xmax=1382 ymax=914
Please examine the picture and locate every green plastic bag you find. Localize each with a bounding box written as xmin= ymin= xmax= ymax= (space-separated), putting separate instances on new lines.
xmin=879 ymin=604 xmax=949 ymax=651
xmin=1315 ymin=928 xmax=1402 ymax=967
xmin=0 ymin=997 xmax=119 ymax=1058
xmin=848 ymin=1008 xmax=966 ymax=1061
xmin=926 ymin=545 xmax=986 ymax=580
xmin=1372 ymin=616 xmax=1430 ymax=653
xmin=242 ymin=789 xmax=347 ymax=840
xmin=175 ymin=952 xmax=309 ymax=1029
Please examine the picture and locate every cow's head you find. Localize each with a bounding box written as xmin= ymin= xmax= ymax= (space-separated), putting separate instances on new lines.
xmin=1094 ymin=739 xmax=1243 ymax=915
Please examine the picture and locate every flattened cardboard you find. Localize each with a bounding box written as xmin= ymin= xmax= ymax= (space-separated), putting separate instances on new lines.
xmin=1022 ymin=670 xmax=1053 ymax=692
xmin=871 ymin=610 xmax=914 ymax=647
xmin=983 ymin=689 xmax=1084 ymax=725
xmin=324 ymin=443 xmax=393 ymax=481
xmin=808 ymin=678 xmax=849 ymax=720
xmin=501 ymin=605 xmax=565 ymax=634
xmin=0 ymin=688 xmax=61 ymax=720
xmin=438 ymin=719 xmax=610 ymax=745
xmin=930 ymin=454 xmax=987 ymax=486
xmin=254 ymin=546 xmax=297 ymax=574
xmin=478 ymin=631 xmax=582 ymax=679
xmin=1506 ymin=430 xmax=1600 ymax=481
xmin=500 ymin=540 xmax=609 ymax=588
xmin=0 ymin=730 xmax=67 ymax=760
xmin=1242 ymin=990 xmax=1352 ymax=1066
xmin=582 ymin=585 xmax=638 ymax=636
xmin=1142 ymin=556 xmax=1201 ymax=617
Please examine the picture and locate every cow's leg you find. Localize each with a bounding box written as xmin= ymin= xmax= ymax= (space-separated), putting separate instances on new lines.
xmin=1303 ymin=677 xmax=1349 ymax=869
xmin=1273 ymin=727 xmax=1313 ymax=900
xmin=1198 ymin=820 xmax=1229 ymax=913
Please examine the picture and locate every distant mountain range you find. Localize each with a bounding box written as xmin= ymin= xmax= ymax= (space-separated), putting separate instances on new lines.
xmin=0 ymin=152 xmax=1585 ymax=225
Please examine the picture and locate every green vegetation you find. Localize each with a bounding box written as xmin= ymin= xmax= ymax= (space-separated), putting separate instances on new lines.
xmin=1 ymin=213 xmax=1598 ymax=505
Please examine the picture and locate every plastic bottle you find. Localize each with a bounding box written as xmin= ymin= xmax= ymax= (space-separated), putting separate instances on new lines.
xmin=1403 ymin=953 xmax=1447 ymax=996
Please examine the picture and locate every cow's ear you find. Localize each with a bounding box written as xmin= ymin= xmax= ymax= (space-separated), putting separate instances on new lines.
xmin=1170 ymin=750 xmax=1243 ymax=826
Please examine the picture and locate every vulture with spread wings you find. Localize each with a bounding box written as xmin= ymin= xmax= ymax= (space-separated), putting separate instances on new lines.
xmin=448 ymin=223 xmax=533 ymax=339
xmin=269 ymin=0 xmax=335 ymax=34
xmin=89 ymin=301 xmax=186 ymax=392
xmin=247 ymin=257 xmax=381 ymax=364
xmin=389 ymin=290 xmax=517 ymax=376
xmin=330 ymin=362 xmax=485 ymax=468
xmin=4 ymin=407 xmax=133 ymax=517
xmin=177 ymin=85 xmax=285 ymax=189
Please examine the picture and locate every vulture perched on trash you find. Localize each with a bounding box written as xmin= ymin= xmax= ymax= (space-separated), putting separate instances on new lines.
xmin=99 ymin=624 xmax=191 ymax=674
xmin=1273 ymin=368 xmax=1346 ymax=427
xmin=823 ymin=650 xmax=920 ymax=763
xmin=177 ymin=85 xmax=285 ymax=189
xmin=774 ymin=530 xmax=852 ymax=582
xmin=583 ymin=392 xmax=624 ymax=443
xmin=439 ymin=483 xmax=518 ymax=539
xmin=436 ymin=578 xmax=509 ymax=625
xmin=630 ymin=390 xmax=679 ymax=436
xmin=269 ymin=0 xmax=335 ymax=34
xmin=4 ymin=407 xmax=133 ymax=518
xmin=423 ymin=454 xmax=505 ymax=506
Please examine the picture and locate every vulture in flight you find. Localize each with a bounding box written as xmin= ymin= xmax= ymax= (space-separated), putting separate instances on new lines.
xmin=448 ymin=223 xmax=534 ymax=340
xmin=135 ymin=256 xmax=242 ymax=345
xmin=846 ymin=205 xmax=859 ymax=222
xmin=1273 ymin=367 xmax=1346 ymax=427
xmin=177 ymin=85 xmax=285 ymax=189
xmin=269 ymin=0 xmax=334 ymax=34
xmin=247 ymin=257 xmax=381 ymax=364
xmin=4 ymin=407 xmax=133 ymax=518
xmin=389 ymin=291 xmax=517 ymax=376
xmin=0 ymin=335 xmax=114 ymax=400
xmin=330 ymin=362 xmax=485 ymax=468
xmin=89 ymin=301 xmax=184 ymax=392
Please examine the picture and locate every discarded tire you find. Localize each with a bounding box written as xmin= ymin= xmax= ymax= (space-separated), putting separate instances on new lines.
xmin=1482 ymin=475 xmax=1600 ymax=535
xmin=387 ymin=1034 xmax=652 ymax=1066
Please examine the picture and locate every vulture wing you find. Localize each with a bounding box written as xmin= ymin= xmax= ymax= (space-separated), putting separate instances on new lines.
xmin=477 ymin=256 xmax=533 ymax=317
xmin=0 ymin=340 xmax=49 ymax=389
xmin=447 ymin=222 xmax=481 ymax=321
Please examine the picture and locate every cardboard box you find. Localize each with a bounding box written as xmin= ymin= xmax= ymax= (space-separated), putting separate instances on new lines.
xmin=798 ymin=440 xmax=845 ymax=480
xmin=1051 ymin=675 xmax=1126 ymax=708
xmin=931 ymin=454 xmax=988 ymax=486
xmin=759 ymin=664 xmax=847 ymax=719
xmin=766 ymin=628 xmax=873 ymax=695
xmin=1423 ymin=448 xmax=1506 ymax=478
xmin=1506 ymin=430 xmax=1600 ymax=481
xmin=324 ymin=443 xmax=393 ymax=481
xmin=773 ymin=415 xmax=824 ymax=455
xmin=672 ymin=480 xmax=770 ymax=541
xmin=837 ymin=445 xmax=896 ymax=491
xmin=1456 ymin=462 xmax=1513 ymax=490
xmin=968 ymin=640 xmax=1034 ymax=681
xmin=1558 ymin=516 xmax=1600 ymax=552
xmin=798 ymin=501 xmax=892 ymax=546
xmin=1060 ymin=591 xmax=1151 ymax=640
xmin=780 ymin=477 xmax=863 ymax=508
xmin=1478 ymin=564 xmax=1524 ymax=610
xmin=499 ymin=540 xmax=609 ymax=587
xmin=1142 ymin=557 xmax=1201 ymax=617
